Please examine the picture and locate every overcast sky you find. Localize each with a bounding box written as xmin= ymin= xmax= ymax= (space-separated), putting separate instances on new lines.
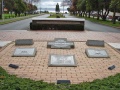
xmin=35 ymin=0 xmax=69 ymax=9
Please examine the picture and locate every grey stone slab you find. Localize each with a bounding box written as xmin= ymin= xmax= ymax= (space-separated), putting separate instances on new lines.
xmin=54 ymin=38 xmax=67 ymax=42
xmin=48 ymin=54 xmax=77 ymax=67
xmin=57 ymin=80 xmax=71 ymax=84
xmin=86 ymin=40 xmax=104 ymax=47
xmin=0 ymin=41 xmax=12 ymax=47
xmin=47 ymin=38 xmax=74 ymax=49
xmin=12 ymin=48 xmax=36 ymax=57
xmin=15 ymin=39 xmax=34 ymax=45
xmin=117 ymin=49 xmax=120 ymax=52
xmin=32 ymin=18 xmax=85 ymax=22
xmin=85 ymin=48 xmax=109 ymax=58
xmin=51 ymin=42 xmax=72 ymax=49
xmin=108 ymin=43 xmax=120 ymax=49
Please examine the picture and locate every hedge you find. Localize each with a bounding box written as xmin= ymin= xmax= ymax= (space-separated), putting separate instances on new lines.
xmin=30 ymin=22 xmax=84 ymax=30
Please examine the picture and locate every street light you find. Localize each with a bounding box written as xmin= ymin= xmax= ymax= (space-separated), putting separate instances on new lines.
xmin=0 ymin=0 xmax=4 ymax=21
xmin=40 ymin=0 xmax=41 ymax=14
xmin=63 ymin=0 xmax=64 ymax=14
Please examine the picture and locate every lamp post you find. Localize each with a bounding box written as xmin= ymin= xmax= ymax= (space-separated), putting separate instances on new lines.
xmin=0 ymin=0 xmax=2 ymax=19
xmin=2 ymin=0 xmax=4 ymax=21
xmin=63 ymin=0 xmax=64 ymax=14
xmin=40 ymin=0 xmax=41 ymax=14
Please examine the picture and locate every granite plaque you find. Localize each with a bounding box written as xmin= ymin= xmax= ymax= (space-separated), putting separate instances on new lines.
xmin=108 ymin=43 xmax=120 ymax=49
xmin=48 ymin=55 xmax=77 ymax=67
xmin=12 ymin=48 xmax=36 ymax=57
xmin=54 ymin=38 xmax=67 ymax=42
xmin=57 ymin=80 xmax=71 ymax=84
xmin=0 ymin=41 xmax=12 ymax=47
xmin=86 ymin=40 xmax=104 ymax=47
xmin=85 ymin=48 xmax=109 ymax=58
xmin=117 ymin=49 xmax=120 ymax=52
xmin=47 ymin=38 xmax=74 ymax=49
xmin=15 ymin=39 xmax=34 ymax=45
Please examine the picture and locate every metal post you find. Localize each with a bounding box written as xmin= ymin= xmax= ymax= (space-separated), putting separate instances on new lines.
xmin=40 ymin=0 xmax=41 ymax=14
xmin=2 ymin=0 xmax=4 ymax=21
xmin=0 ymin=1 xmax=2 ymax=19
xmin=63 ymin=0 xmax=64 ymax=14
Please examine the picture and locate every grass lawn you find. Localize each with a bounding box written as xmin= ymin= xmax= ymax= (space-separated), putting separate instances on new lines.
xmin=48 ymin=13 xmax=65 ymax=18
xmin=84 ymin=17 xmax=120 ymax=28
xmin=0 ymin=14 xmax=41 ymax=25
xmin=0 ymin=66 xmax=120 ymax=90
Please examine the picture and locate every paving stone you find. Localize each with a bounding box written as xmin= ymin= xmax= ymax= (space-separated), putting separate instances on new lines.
xmin=47 ymin=38 xmax=74 ymax=49
xmin=0 ymin=41 xmax=12 ymax=47
xmin=15 ymin=39 xmax=34 ymax=45
xmin=48 ymin=54 xmax=77 ymax=67
xmin=57 ymin=80 xmax=71 ymax=84
xmin=12 ymin=48 xmax=36 ymax=57
xmin=86 ymin=40 xmax=104 ymax=47
xmin=85 ymin=48 xmax=109 ymax=58
xmin=108 ymin=43 xmax=120 ymax=49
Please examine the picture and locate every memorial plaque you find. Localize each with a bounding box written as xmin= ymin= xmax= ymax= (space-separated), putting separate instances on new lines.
xmin=51 ymin=42 xmax=71 ymax=49
xmin=86 ymin=40 xmax=104 ymax=47
xmin=117 ymin=49 xmax=120 ymax=52
xmin=12 ymin=48 xmax=36 ymax=57
xmin=85 ymin=48 xmax=109 ymax=58
xmin=108 ymin=43 xmax=120 ymax=49
xmin=48 ymin=55 xmax=77 ymax=67
xmin=0 ymin=41 xmax=12 ymax=47
xmin=47 ymin=38 xmax=74 ymax=49
xmin=15 ymin=39 xmax=34 ymax=45
xmin=57 ymin=80 xmax=71 ymax=84
xmin=54 ymin=38 xmax=67 ymax=42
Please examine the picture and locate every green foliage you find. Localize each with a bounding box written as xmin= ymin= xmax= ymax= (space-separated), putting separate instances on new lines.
xmin=110 ymin=0 xmax=120 ymax=12
xmin=77 ymin=0 xmax=86 ymax=11
xmin=1 ymin=66 xmax=120 ymax=89
xmin=0 ymin=14 xmax=40 ymax=25
xmin=84 ymin=17 xmax=120 ymax=27
xmin=48 ymin=13 xmax=65 ymax=18
xmin=30 ymin=23 xmax=84 ymax=30
xmin=4 ymin=0 xmax=38 ymax=16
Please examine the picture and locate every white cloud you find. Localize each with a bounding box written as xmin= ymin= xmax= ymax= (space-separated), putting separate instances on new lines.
xmin=34 ymin=0 xmax=69 ymax=12
xmin=36 ymin=1 xmax=61 ymax=8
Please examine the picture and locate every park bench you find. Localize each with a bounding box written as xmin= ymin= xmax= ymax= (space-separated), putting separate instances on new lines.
xmin=30 ymin=18 xmax=85 ymax=30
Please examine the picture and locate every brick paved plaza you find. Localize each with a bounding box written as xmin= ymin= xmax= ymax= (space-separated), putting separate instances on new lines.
xmin=0 ymin=30 xmax=120 ymax=84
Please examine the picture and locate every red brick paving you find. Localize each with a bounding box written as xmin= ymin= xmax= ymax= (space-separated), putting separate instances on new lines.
xmin=0 ymin=30 xmax=120 ymax=42
xmin=0 ymin=30 xmax=120 ymax=84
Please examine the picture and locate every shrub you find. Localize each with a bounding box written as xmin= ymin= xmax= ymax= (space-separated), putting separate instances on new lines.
xmin=30 ymin=23 xmax=84 ymax=30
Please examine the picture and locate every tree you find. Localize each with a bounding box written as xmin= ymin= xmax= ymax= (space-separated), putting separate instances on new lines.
xmin=0 ymin=0 xmax=2 ymax=19
xmin=55 ymin=3 xmax=60 ymax=13
xmin=13 ymin=0 xmax=27 ymax=16
xmin=77 ymin=0 xmax=86 ymax=17
xmin=86 ymin=0 xmax=92 ymax=18
xmin=4 ymin=0 xmax=15 ymax=14
xmin=100 ymin=0 xmax=111 ymax=21
xmin=110 ymin=0 xmax=120 ymax=24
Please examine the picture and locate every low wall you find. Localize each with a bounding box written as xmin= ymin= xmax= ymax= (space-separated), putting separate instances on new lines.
xmin=30 ymin=18 xmax=85 ymax=30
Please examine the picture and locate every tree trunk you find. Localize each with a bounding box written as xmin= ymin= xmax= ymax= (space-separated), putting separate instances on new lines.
xmin=15 ymin=12 xmax=17 ymax=17
xmin=88 ymin=11 xmax=90 ymax=18
xmin=112 ymin=11 xmax=116 ymax=24
xmin=0 ymin=1 xmax=2 ymax=19
xmin=102 ymin=15 xmax=106 ymax=21
xmin=97 ymin=10 xmax=100 ymax=20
